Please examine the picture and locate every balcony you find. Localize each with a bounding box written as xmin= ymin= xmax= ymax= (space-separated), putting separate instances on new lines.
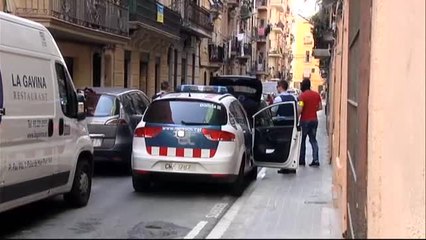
xmin=15 ymin=0 xmax=129 ymax=44
xmin=255 ymin=60 xmax=267 ymax=75
xmin=227 ymin=0 xmax=239 ymax=8
xmin=269 ymin=49 xmax=282 ymax=58
xmin=173 ymin=0 xmax=213 ymax=38
xmin=270 ymin=0 xmax=285 ymax=12
xmin=209 ymin=0 xmax=224 ymax=19
xmin=257 ymin=0 xmax=267 ymax=10
xmin=201 ymin=43 xmax=225 ymax=70
xmin=255 ymin=26 xmax=267 ymax=43
xmin=236 ymin=42 xmax=252 ymax=62
xmin=271 ymin=22 xmax=284 ymax=34
xmin=129 ymin=0 xmax=181 ymax=40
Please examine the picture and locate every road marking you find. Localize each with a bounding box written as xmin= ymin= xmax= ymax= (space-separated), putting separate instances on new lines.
xmin=206 ymin=199 xmax=242 ymax=239
xmin=206 ymin=167 xmax=265 ymax=239
xmin=184 ymin=221 xmax=208 ymax=239
xmin=206 ymin=203 xmax=228 ymax=218
xmin=258 ymin=167 xmax=266 ymax=179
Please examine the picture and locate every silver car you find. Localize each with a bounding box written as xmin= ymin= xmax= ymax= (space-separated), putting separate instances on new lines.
xmin=83 ymin=87 xmax=150 ymax=170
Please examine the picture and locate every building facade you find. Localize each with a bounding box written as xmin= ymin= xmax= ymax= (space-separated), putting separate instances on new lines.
xmin=254 ymin=0 xmax=292 ymax=82
xmin=291 ymin=14 xmax=324 ymax=92
xmin=3 ymin=0 xmax=214 ymax=97
xmin=314 ymin=0 xmax=425 ymax=238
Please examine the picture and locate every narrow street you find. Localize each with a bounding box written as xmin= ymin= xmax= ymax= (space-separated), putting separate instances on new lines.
xmin=0 ymin=109 xmax=340 ymax=239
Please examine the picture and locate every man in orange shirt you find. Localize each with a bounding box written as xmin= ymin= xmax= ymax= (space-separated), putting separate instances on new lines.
xmin=298 ymin=79 xmax=322 ymax=167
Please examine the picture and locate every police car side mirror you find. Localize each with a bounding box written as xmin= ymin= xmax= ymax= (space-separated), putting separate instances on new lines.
xmin=76 ymin=93 xmax=86 ymax=121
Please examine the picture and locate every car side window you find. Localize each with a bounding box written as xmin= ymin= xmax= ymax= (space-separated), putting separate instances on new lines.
xmin=133 ymin=92 xmax=149 ymax=115
xmin=121 ymin=93 xmax=136 ymax=115
xmin=55 ymin=63 xmax=77 ymax=118
xmin=235 ymin=103 xmax=250 ymax=130
xmin=230 ymin=101 xmax=249 ymax=130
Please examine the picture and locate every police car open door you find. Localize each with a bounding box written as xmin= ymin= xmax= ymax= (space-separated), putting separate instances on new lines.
xmin=251 ymin=101 xmax=301 ymax=170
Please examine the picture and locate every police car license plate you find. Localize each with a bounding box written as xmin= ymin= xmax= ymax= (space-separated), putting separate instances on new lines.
xmin=162 ymin=162 xmax=194 ymax=172
xmin=92 ymin=138 xmax=102 ymax=147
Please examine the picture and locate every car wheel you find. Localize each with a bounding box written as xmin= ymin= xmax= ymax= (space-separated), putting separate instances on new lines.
xmin=64 ymin=158 xmax=92 ymax=207
xmin=132 ymin=175 xmax=151 ymax=192
xmin=249 ymin=166 xmax=258 ymax=181
xmin=230 ymin=159 xmax=246 ymax=197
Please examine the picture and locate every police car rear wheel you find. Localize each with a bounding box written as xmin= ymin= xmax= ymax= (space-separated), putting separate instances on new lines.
xmin=230 ymin=159 xmax=246 ymax=197
xmin=249 ymin=166 xmax=258 ymax=181
xmin=132 ymin=175 xmax=151 ymax=192
xmin=64 ymin=158 xmax=92 ymax=207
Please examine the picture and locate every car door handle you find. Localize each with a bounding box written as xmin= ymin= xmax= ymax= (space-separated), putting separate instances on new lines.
xmin=59 ymin=118 xmax=64 ymax=136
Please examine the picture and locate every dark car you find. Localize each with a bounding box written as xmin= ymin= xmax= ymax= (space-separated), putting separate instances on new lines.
xmin=210 ymin=75 xmax=272 ymax=127
xmin=82 ymin=87 xmax=150 ymax=169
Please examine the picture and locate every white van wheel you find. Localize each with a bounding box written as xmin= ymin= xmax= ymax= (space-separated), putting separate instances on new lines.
xmin=64 ymin=158 xmax=92 ymax=207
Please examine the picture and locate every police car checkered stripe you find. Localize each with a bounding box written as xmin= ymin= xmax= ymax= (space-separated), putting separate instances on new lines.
xmin=147 ymin=146 xmax=216 ymax=158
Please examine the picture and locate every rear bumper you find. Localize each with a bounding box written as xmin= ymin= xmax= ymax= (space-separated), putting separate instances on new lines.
xmin=94 ymin=142 xmax=132 ymax=163
xmin=132 ymin=170 xmax=238 ymax=183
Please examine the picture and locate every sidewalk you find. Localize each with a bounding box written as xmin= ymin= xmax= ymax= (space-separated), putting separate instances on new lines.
xmin=207 ymin=110 xmax=342 ymax=239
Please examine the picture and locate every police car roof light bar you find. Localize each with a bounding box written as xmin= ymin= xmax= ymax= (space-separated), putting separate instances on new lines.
xmin=176 ymin=85 xmax=229 ymax=94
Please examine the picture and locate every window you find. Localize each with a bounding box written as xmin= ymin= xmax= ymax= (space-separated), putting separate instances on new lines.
xmin=55 ymin=63 xmax=77 ymax=118
xmin=85 ymin=94 xmax=119 ymax=117
xmin=144 ymin=100 xmax=227 ymax=125
xmin=230 ymin=101 xmax=249 ymax=130
xmin=305 ymin=51 xmax=310 ymax=62
xmin=311 ymin=68 xmax=315 ymax=73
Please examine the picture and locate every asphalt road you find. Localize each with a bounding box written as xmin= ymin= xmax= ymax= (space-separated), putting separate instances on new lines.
xmin=0 ymin=163 xmax=243 ymax=239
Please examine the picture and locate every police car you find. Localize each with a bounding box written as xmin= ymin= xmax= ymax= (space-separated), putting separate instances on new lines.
xmin=131 ymin=85 xmax=256 ymax=196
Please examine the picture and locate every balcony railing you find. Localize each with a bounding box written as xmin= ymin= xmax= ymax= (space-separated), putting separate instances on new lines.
xmin=15 ymin=0 xmax=129 ymax=37
xmin=257 ymin=0 xmax=267 ymax=8
xmin=236 ymin=42 xmax=252 ymax=58
xmin=186 ymin=1 xmax=213 ymax=32
xmin=208 ymin=43 xmax=225 ymax=63
xmin=129 ymin=0 xmax=180 ymax=37
xmin=172 ymin=0 xmax=213 ymax=34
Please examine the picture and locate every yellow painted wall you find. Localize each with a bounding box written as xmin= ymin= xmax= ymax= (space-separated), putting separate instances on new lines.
xmin=292 ymin=16 xmax=323 ymax=92
xmin=57 ymin=41 xmax=92 ymax=88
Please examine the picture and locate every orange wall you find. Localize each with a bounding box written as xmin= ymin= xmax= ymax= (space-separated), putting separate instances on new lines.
xmin=367 ymin=0 xmax=425 ymax=238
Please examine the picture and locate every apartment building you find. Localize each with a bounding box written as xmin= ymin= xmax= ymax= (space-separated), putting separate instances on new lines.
xmin=253 ymin=0 xmax=292 ymax=81
xmin=4 ymin=0 xmax=130 ymax=90
xmin=3 ymin=0 xmax=213 ymax=97
xmin=291 ymin=15 xmax=324 ymax=92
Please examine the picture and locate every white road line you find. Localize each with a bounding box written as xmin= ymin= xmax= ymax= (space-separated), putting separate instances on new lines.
xmin=257 ymin=167 xmax=266 ymax=179
xmin=206 ymin=203 xmax=229 ymax=218
xmin=206 ymin=167 xmax=265 ymax=239
xmin=206 ymin=200 xmax=242 ymax=239
xmin=184 ymin=221 xmax=208 ymax=239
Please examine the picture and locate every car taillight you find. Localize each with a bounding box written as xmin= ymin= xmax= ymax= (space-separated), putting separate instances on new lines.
xmin=202 ymin=129 xmax=235 ymax=142
xmin=105 ymin=118 xmax=128 ymax=126
xmin=134 ymin=126 xmax=162 ymax=138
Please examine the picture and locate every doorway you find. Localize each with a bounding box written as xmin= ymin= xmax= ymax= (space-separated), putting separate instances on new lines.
xmin=92 ymin=53 xmax=101 ymax=87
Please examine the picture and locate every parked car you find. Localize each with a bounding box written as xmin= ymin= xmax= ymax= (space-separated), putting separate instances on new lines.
xmin=131 ymin=85 xmax=257 ymax=196
xmin=211 ymin=75 xmax=301 ymax=173
xmin=0 ymin=12 xmax=94 ymax=213
xmin=83 ymin=87 xmax=150 ymax=170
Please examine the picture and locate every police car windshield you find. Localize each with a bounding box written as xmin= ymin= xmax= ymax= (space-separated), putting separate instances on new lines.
xmin=85 ymin=94 xmax=119 ymax=117
xmin=144 ymin=100 xmax=227 ymax=126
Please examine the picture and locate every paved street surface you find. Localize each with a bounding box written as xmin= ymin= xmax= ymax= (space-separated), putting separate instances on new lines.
xmin=0 ymin=108 xmax=340 ymax=239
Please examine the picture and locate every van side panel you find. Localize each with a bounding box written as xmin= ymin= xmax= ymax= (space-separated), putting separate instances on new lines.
xmin=0 ymin=21 xmax=58 ymax=209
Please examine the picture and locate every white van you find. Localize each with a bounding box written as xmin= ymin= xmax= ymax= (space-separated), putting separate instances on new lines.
xmin=0 ymin=12 xmax=94 ymax=213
